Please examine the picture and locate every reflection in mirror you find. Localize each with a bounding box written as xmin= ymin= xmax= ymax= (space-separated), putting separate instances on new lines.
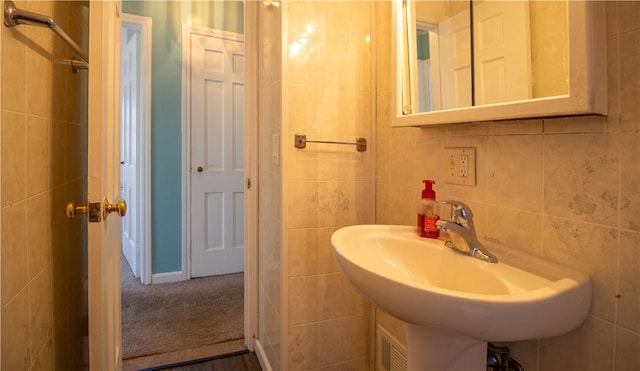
xmin=396 ymin=0 xmax=568 ymax=115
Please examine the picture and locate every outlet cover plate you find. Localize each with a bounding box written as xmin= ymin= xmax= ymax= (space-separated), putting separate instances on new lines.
xmin=445 ymin=147 xmax=476 ymax=186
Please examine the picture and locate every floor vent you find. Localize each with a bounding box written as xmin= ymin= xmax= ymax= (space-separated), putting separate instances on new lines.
xmin=377 ymin=326 xmax=408 ymax=371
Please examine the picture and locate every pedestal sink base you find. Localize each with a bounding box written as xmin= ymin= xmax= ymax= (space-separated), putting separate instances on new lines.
xmin=405 ymin=324 xmax=486 ymax=371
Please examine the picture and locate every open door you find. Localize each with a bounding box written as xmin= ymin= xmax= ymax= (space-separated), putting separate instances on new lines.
xmin=87 ymin=1 xmax=124 ymax=369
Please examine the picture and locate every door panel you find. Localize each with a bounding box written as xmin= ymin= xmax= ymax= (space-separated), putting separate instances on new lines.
xmin=474 ymin=1 xmax=531 ymax=105
xmin=120 ymin=28 xmax=139 ymax=276
xmin=439 ymin=10 xmax=471 ymax=109
xmin=88 ymin=1 xmax=123 ymax=369
xmin=190 ymin=31 xmax=245 ymax=278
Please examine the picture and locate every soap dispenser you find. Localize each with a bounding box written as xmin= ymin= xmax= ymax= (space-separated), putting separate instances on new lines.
xmin=417 ymin=180 xmax=440 ymax=238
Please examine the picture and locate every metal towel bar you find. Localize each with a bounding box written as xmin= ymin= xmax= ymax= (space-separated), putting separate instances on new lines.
xmin=4 ymin=0 xmax=88 ymax=69
xmin=294 ymin=133 xmax=367 ymax=152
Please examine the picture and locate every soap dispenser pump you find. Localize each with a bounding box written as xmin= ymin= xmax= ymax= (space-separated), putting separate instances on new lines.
xmin=417 ymin=180 xmax=440 ymax=238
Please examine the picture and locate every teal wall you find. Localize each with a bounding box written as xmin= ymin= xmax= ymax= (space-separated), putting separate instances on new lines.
xmin=122 ymin=1 xmax=244 ymax=274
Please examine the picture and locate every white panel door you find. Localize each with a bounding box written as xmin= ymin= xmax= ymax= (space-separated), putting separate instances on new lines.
xmin=120 ymin=28 xmax=139 ymax=277
xmin=473 ymin=1 xmax=531 ymax=105
xmin=87 ymin=1 xmax=123 ymax=369
xmin=190 ymin=31 xmax=245 ymax=278
xmin=439 ymin=10 xmax=472 ymax=109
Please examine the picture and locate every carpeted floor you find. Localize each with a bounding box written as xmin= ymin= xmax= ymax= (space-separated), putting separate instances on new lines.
xmin=121 ymin=258 xmax=244 ymax=360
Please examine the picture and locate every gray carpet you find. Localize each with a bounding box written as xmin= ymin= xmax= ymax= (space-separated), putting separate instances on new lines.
xmin=121 ymin=258 xmax=244 ymax=360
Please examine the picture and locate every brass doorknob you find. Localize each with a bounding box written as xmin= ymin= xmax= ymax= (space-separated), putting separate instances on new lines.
xmin=197 ymin=166 xmax=203 ymax=172
xmin=105 ymin=199 xmax=127 ymax=217
xmin=65 ymin=202 xmax=88 ymax=219
xmin=65 ymin=201 xmax=101 ymax=222
xmin=65 ymin=199 xmax=127 ymax=222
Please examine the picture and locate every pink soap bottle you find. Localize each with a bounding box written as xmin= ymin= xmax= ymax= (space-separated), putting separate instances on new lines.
xmin=417 ymin=180 xmax=440 ymax=238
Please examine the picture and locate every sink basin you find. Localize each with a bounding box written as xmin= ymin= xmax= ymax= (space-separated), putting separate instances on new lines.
xmin=331 ymin=225 xmax=591 ymax=370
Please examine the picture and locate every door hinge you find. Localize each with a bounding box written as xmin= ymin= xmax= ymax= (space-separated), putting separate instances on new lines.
xmin=247 ymin=177 xmax=252 ymax=189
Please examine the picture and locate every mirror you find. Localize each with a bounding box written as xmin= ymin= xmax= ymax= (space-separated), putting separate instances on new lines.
xmin=392 ymin=0 xmax=606 ymax=127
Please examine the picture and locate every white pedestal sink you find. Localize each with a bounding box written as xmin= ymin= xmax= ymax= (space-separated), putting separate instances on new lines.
xmin=331 ymin=225 xmax=591 ymax=371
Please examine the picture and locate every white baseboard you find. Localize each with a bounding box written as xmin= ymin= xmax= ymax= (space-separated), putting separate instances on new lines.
xmin=254 ymin=339 xmax=273 ymax=371
xmin=150 ymin=271 xmax=184 ymax=284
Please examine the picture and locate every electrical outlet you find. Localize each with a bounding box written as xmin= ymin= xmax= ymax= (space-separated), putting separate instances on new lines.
xmin=445 ymin=147 xmax=476 ymax=186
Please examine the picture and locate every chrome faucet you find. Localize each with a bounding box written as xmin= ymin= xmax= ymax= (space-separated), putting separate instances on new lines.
xmin=436 ymin=200 xmax=498 ymax=263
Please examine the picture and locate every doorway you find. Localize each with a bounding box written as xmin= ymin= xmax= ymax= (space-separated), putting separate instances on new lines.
xmin=120 ymin=13 xmax=152 ymax=284
xmin=118 ymin=14 xmax=251 ymax=368
xmin=183 ymin=26 xmax=246 ymax=278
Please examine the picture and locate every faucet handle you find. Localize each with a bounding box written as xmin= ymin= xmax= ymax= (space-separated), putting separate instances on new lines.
xmin=438 ymin=200 xmax=474 ymax=218
xmin=437 ymin=200 xmax=475 ymax=230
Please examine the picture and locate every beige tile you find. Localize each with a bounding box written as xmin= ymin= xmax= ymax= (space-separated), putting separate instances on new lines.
xmin=619 ymin=30 xmax=640 ymax=132
xmin=25 ymin=115 xmax=49 ymax=197
xmin=542 ymin=217 xmax=618 ymax=322
xmin=606 ymin=1 xmax=618 ymax=36
xmin=375 ymin=89 xmax=392 ymax=138
xmin=288 ymin=323 xmax=319 ymax=371
xmin=618 ymin=1 xmax=640 ymax=34
xmin=50 ymin=186 xmax=67 ymax=258
xmin=25 ymin=39 xmax=51 ymax=118
xmin=316 ymin=40 xmax=351 ymax=90
xmin=49 ymin=120 xmax=66 ymax=188
xmin=375 ymin=183 xmax=415 ymax=226
xmin=539 ymin=316 xmax=614 ymax=371
xmin=387 ymin=137 xmax=415 ymax=188
xmin=64 ymin=123 xmax=83 ymax=180
xmin=1 ymin=110 xmax=26 ymax=206
xmin=620 ymin=131 xmax=640 ymax=232
xmin=288 ymin=229 xmax=320 ymax=278
xmin=543 ymin=133 xmax=619 ymax=227
xmin=51 ymin=1 xmax=71 ymax=59
xmin=415 ymin=137 xmax=449 ymax=192
xmin=375 ymin=138 xmax=391 ymax=185
xmin=317 ymin=273 xmax=368 ymax=321
xmin=29 ymin=265 xmax=54 ymax=361
xmin=487 ymin=135 xmax=543 ymax=212
xmin=288 ymin=276 xmax=318 ymax=326
xmin=288 ymin=228 xmax=338 ymax=277
xmin=350 ymin=91 xmax=371 ymax=135
xmin=350 ymin=43 xmax=371 ymax=94
xmin=1 ymin=288 xmax=32 ymax=370
xmin=66 ymin=69 xmax=87 ymax=125
xmin=1 ymin=26 xmax=27 ymax=112
xmin=51 ymin=57 xmax=69 ymax=122
xmin=27 ymin=192 xmax=52 ymax=280
xmin=287 ymin=180 xmax=372 ymax=229
xmin=348 ymin=1 xmax=372 ymax=42
xmin=485 ymin=206 xmax=543 ymax=256
xmin=607 ymin=33 xmax=620 ymax=129
xmin=286 ymin=1 xmax=350 ymax=44
xmin=615 ymin=326 xmax=640 ymax=371
xmin=617 ymin=231 xmax=640 ymax=332
xmin=31 ymin=337 xmax=54 ymax=371
xmin=288 ymin=148 xmax=370 ymax=182
xmin=1 ymin=202 xmax=28 ymax=305
xmin=51 ymin=252 xmax=68 ymax=329
xmin=317 ymin=315 xmax=369 ymax=367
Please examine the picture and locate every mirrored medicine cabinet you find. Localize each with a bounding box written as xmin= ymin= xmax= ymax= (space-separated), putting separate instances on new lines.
xmin=391 ymin=0 xmax=607 ymax=127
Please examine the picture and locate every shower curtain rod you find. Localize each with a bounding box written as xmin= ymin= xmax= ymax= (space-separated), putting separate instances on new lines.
xmin=3 ymin=0 xmax=89 ymax=68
